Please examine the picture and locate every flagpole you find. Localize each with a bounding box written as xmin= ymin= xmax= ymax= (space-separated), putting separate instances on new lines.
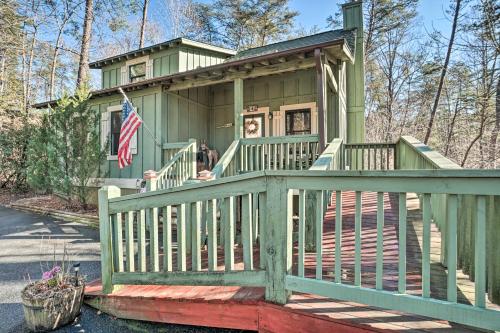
xmin=118 ymin=87 xmax=162 ymax=148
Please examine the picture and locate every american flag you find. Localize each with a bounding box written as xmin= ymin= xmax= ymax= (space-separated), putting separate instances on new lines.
xmin=118 ymin=99 xmax=142 ymax=169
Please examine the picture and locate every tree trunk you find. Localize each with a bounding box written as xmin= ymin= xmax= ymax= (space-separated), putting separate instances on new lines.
xmin=488 ymin=78 xmax=500 ymax=168
xmin=49 ymin=32 xmax=62 ymax=100
xmin=25 ymin=28 xmax=37 ymax=113
xmin=424 ymin=0 xmax=461 ymax=144
xmin=139 ymin=0 xmax=149 ymax=48
xmin=76 ymin=0 xmax=94 ymax=89
xmin=444 ymin=87 xmax=461 ymax=156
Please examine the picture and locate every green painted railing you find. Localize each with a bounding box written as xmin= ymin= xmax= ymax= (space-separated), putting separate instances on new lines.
xmin=212 ymin=134 xmax=320 ymax=178
xmin=163 ymin=141 xmax=192 ymax=164
xmin=343 ymin=142 xmax=397 ymax=170
xmin=99 ymin=169 xmax=500 ymax=331
xmin=395 ymin=135 xmax=500 ymax=305
xmin=156 ymin=139 xmax=197 ymax=190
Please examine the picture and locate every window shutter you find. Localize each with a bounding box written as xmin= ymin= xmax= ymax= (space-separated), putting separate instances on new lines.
xmin=272 ymin=111 xmax=285 ymax=136
xmin=121 ymin=66 xmax=127 ymax=85
xmin=146 ymin=59 xmax=153 ymax=79
xmin=101 ymin=111 xmax=110 ymax=154
xmin=311 ymin=108 xmax=318 ymax=135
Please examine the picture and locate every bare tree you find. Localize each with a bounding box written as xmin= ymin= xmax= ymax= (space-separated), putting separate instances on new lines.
xmin=424 ymin=0 xmax=462 ymax=144
xmin=139 ymin=0 xmax=149 ymax=48
xmin=76 ymin=0 xmax=93 ymax=89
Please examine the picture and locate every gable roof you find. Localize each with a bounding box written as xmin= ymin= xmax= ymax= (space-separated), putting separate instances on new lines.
xmin=229 ymin=29 xmax=356 ymax=62
xmin=89 ymin=37 xmax=236 ymax=69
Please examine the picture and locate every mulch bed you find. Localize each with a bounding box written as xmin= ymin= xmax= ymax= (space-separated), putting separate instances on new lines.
xmin=0 ymin=190 xmax=97 ymax=217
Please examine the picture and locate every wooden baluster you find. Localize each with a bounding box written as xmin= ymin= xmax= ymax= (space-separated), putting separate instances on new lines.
xmin=373 ymin=148 xmax=377 ymax=170
xmin=224 ymin=196 xmax=235 ymax=271
xmin=386 ymin=146 xmax=390 ymax=169
xmin=261 ymin=144 xmax=265 ymax=170
xmin=376 ymin=192 xmax=384 ymax=290
xmin=259 ymin=192 xmax=267 ymax=270
xmin=113 ymin=213 xmax=124 ymax=273
xmin=335 ymin=191 xmax=342 ymax=283
xmin=252 ymin=192 xmax=259 ymax=243
xmin=380 ymin=147 xmax=384 ymax=170
xmin=361 ymin=147 xmax=365 ymax=170
xmin=207 ymin=199 xmax=217 ymax=271
xmin=185 ymin=202 xmax=192 ymax=255
xmin=286 ymin=143 xmax=290 ymax=169
xmin=298 ymin=190 xmax=306 ymax=277
xmin=293 ymin=143 xmax=297 ymax=169
xmin=125 ymin=211 xmax=135 ymax=272
xmin=316 ymin=190 xmax=324 ymax=280
xmin=163 ymin=206 xmax=172 ymax=272
xmin=447 ymin=194 xmax=458 ymax=302
xmin=192 ymin=201 xmax=202 ymax=271
xmin=145 ymin=171 xmax=159 ymax=272
xmin=138 ymin=209 xmax=146 ymax=272
xmin=273 ymin=144 xmax=278 ymax=170
xmin=299 ymin=142 xmax=304 ymax=170
xmin=219 ymin=199 xmax=226 ymax=246
xmin=279 ymin=143 xmax=284 ymax=169
xmin=177 ymin=204 xmax=187 ymax=271
xmin=242 ymin=193 xmax=253 ymax=270
xmin=398 ymin=192 xmax=407 ymax=293
xmin=475 ymin=195 xmax=486 ymax=308
xmin=306 ymin=142 xmax=311 ymax=169
xmin=422 ymin=193 xmax=431 ymax=298
xmin=354 ymin=191 xmax=362 ymax=286
xmin=256 ymin=145 xmax=260 ymax=171
xmin=367 ymin=146 xmax=371 ymax=170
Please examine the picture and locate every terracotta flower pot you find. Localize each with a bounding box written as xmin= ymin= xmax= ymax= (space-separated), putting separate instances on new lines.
xmin=21 ymin=283 xmax=85 ymax=332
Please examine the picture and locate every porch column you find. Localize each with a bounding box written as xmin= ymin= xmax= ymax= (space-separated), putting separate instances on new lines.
xmin=314 ymin=48 xmax=326 ymax=151
xmin=234 ymin=78 xmax=244 ymax=140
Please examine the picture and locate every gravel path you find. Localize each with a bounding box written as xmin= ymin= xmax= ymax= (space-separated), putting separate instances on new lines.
xmin=0 ymin=205 xmax=247 ymax=333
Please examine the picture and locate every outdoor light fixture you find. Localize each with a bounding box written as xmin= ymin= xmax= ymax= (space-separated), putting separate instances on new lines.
xmin=73 ymin=262 xmax=80 ymax=286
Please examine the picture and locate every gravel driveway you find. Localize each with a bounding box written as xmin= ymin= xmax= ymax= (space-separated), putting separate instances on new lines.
xmin=0 ymin=205 xmax=246 ymax=333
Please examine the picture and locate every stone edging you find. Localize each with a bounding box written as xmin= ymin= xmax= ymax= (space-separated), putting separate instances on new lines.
xmin=9 ymin=203 xmax=99 ymax=229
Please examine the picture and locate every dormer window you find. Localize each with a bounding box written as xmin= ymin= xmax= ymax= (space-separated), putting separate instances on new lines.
xmin=129 ymin=62 xmax=146 ymax=83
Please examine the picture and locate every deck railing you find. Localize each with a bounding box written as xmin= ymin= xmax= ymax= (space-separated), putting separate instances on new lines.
xmin=212 ymin=134 xmax=321 ymax=178
xmin=99 ymin=170 xmax=500 ymax=331
xmin=155 ymin=139 xmax=196 ymax=190
xmin=343 ymin=143 xmax=397 ymax=170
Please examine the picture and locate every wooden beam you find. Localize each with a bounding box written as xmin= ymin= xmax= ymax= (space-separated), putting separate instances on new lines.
xmin=244 ymin=63 xmax=253 ymax=70
xmin=227 ymin=67 xmax=238 ymax=73
xmin=167 ymin=57 xmax=315 ymax=91
xmin=234 ymin=78 xmax=244 ymax=140
xmin=277 ymin=57 xmax=286 ymax=63
xmin=315 ymin=49 xmax=326 ymax=151
xmin=259 ymin=60 xmax=270 ymax=66
xmin=324 ymin=61 xmax=338 ymax=93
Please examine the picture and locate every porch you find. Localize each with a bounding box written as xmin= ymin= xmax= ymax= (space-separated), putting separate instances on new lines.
xmin=89 ymin=135 xmax=500 ymax=332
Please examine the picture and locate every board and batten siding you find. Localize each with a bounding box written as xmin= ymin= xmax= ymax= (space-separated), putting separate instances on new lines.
xmin=178 ymin=47 xmax=227 ymax=72
xmin=162 ymin=87 xmax=210 ymax=144
xmin=101 ymin=63 xmax=122 ymax=89
xmin=209 ymin=69 xmax=319 ymax=154
xmin=92 ymin=87 xmax=162 ymax=179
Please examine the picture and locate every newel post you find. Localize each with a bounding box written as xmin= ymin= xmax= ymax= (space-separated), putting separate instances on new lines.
xmin=189 ymin=138 xmax=197 ymax=179
xmin=264 ymin=176 xmax=292 ymax=304
xmin=144 ymin=170 xmax=159 ymax=271
xmin=98 ymin=185 xmax=121 ymax=294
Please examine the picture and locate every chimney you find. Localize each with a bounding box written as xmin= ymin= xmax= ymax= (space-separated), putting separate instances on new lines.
xmin=342 ymin=1 xmax=365 ymax=143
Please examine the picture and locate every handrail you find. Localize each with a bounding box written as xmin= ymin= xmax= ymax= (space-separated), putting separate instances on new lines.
xmin=155 ymin=139 xmax=196 ymax=190
xmin=397 ymin=136 xmax=461 ymax=169
xmin=163 ymin=141 xmax=190 ymax=162
xmin=99 ymin=169 xmax=500 ymax=331
xmin=309 ymin=138 xmax=343 ymax=171
xmin=240 ymin=134 xmax=319 ymax=145
xmin=211 ymin=139 xmax=240 ymax=179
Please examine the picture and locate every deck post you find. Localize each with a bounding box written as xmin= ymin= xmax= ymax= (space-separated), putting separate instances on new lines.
xmin=234 ymin=78 xmax=244 ymax=140
xmin=98 ymin=185 xmax=121 ymax=294
xmin=144 ymin=170 xmax=159 ymax=271
xmin=264 ymin=176 xmax=292 ymax=304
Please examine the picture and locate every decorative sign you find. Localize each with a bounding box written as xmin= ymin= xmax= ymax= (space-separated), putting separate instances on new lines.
xmin=246 ymin=105 xmax=259 ymax=112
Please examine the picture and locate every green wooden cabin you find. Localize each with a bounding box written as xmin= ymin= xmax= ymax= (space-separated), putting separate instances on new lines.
xmin=35 ymin=2 xmax=365 ymax=194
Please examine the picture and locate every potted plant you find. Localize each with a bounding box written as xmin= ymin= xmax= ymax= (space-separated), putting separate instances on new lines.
xmin=21 ymin=261 xmax=85 ymax=332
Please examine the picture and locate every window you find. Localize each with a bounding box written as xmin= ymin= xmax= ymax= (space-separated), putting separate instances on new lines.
xmin=129 ymin=62 xmax=146 ymax=83
xmin=285 ymin=109 xmax=311 ymax=135
xmin=110 ymin=111 xmax=122 ymax=155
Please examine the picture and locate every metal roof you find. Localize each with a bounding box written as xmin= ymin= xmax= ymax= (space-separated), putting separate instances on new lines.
xmin=89 ymin=38 xmax=236 ymax=69
xmin=229 ymin=29 xmax=356 ymax=62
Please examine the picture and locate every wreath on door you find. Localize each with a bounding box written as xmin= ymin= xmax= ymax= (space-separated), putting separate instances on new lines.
xmin=245 ymin=119 xmax=260 ymax=135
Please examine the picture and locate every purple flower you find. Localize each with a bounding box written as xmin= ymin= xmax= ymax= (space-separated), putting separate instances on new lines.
xmin=42 ymin=266 xmax=61 ymax=280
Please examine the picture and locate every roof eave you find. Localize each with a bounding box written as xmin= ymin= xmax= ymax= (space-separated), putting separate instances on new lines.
xmin=33 ymin=38 xmax=352 ymax=109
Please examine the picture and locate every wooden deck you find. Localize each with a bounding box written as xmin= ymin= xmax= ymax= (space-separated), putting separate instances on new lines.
xmin=85 ymin=192 xmax=497 ymax=332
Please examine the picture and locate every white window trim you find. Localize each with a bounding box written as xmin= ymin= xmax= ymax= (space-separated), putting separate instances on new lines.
xmin=241 ymin=106 xmax=270 ymax=138
xmin=273 ymin=102 xmax=318 ymax=136
xmin=103 ymin=104 xmax=138 ymax=161
xmin=121 ymin=55 xmax=152 ymax=85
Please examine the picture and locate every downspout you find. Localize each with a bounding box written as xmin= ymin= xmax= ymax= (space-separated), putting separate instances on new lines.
xmin=315 ymin=48 xmax=326 ymax=152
